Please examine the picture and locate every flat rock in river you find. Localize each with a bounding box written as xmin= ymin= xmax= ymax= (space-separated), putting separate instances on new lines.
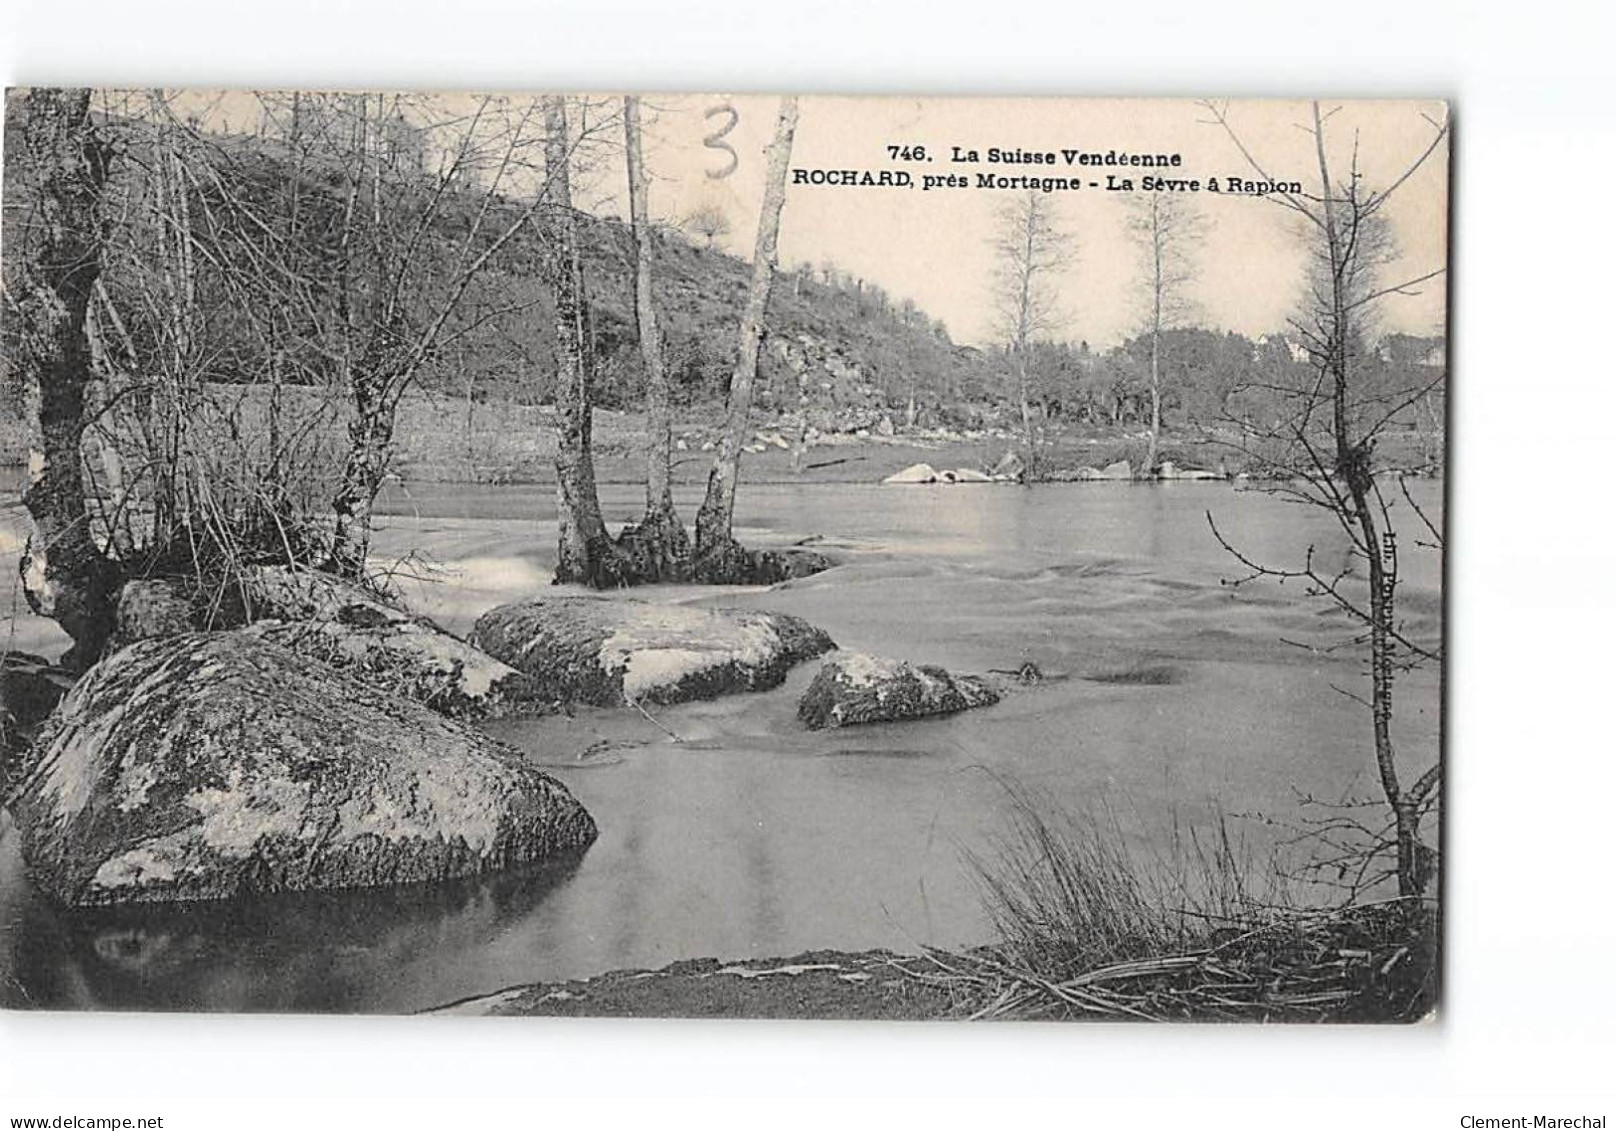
xmin=469 ymin=595 xmax=835 ymax=706
xmin=797 ymin=651 xmax=1000 ymax=729
xmin=8 ymin=633 xmax=597 ymax=906
xmin=882 ymin=462 xmax=938 ymax=485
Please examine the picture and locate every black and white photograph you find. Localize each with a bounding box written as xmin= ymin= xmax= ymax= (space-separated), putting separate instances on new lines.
xmin=0 ymin=90 xmax=1450 ymax=1022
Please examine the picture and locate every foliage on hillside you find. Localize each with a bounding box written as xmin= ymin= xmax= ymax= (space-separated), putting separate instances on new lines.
xmin=2 ymin=106 xmax=1446 ymax=465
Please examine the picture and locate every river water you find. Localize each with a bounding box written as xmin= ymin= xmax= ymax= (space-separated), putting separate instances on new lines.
xmin=0 ymin=479 xmax=1443 ymax=1013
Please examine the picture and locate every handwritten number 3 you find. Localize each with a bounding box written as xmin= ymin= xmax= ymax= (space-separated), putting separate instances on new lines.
xmin=703 ymin=103 xmax=739 ymax=180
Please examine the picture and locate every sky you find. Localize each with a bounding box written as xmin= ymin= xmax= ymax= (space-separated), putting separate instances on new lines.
xmin=161 ymin=90 xmax=1450 ymax=350
xmin=615 ymin=94 xmax=1450 ymax=348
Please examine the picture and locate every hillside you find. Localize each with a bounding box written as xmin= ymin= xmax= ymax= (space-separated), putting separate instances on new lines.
xmin=1 ymin=111 xmax=1444 ymax=470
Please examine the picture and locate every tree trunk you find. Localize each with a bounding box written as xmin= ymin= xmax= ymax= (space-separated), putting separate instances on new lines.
xmin=1312 ymin=101 xmax=1425 ymax=898
xmin=694 ymin=97 xmax=799 ymax=563
xmin=12 ymin=88 xmax=120 ymax=671
xmin=626 ymin=98 xmax=673 ymax=518
xmin=616 ymin=94 xmax=689 ymax=580
xmin=1145 ymin=326 xmax=1161 ymax=476
xmin=1143 ymin=202 xmax=1164 ymax=478
xmin=1011 ymin=206 xmax=1040 ymax=483
xmin=542 ymin=96 xmax=622 ymax=587
xmin=1014 ymin=348 xmax=1038 ymax=481
xmin=329 ymin=367 xmax=395 ymax=580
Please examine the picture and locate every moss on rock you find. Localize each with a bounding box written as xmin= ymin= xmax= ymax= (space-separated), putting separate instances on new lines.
xmin=797 ymin=652 xmax=1000 ymax=729
xmin=469 ymin=595 xmax=835 ymax=707
xmin=9 ymin=633 xmax=597 ymax=906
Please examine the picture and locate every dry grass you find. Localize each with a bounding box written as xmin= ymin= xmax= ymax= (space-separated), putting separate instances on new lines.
xmin=920 ymin=778 xmax=1438 ymax=1022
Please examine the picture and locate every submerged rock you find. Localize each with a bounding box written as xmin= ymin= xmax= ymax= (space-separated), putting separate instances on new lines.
xmin=797 ymin=652 xmax=1000 ymax=729
xmin=686 ymin=537 xmax=836 ymax=586
xmin=9 ymin=633 xmax=596 ymax=906
xmin=469 ymin=596 xmax=835 ymax=707
xmin=882 ymin=462 xmax=938 ymax=485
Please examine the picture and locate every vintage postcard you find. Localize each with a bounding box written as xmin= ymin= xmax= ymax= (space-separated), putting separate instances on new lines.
xmin=0 ymin=91 xmax=1447 ymax=1019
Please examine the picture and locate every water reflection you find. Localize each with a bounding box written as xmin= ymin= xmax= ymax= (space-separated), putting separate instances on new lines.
xmin=0 ymin=481 xmax=1443 ymax=1014
xmin=1 ymin=833 xmax=585 ymax=1013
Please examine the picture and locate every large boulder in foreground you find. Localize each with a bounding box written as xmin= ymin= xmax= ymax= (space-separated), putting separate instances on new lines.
xmin=797 ymin=652 xmax=999 ymax=729
xmin=469 ymin=595 xmax=835 ymax=706
xmin=9 ymin=633 xmax=597 ymax=906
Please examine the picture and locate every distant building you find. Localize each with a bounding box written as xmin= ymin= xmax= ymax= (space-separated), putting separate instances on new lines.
xmin=1256 ymin=333 xmax=1310 ymax=364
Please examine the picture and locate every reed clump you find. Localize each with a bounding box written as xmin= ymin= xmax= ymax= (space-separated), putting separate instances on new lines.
xmin=898 ymin=779 xmax=1437 ymax=1022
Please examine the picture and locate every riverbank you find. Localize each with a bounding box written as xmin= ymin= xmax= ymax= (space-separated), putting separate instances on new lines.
xmin=0 ymin=392 xmax=1445 ymax=489
xmin=431 ymin=895 xmax=1439 ymax=1022
xmin=386 ymin=405 xmax=1445 ymax=487
xmin=429 ymin=949 xmax=958 ymax=1020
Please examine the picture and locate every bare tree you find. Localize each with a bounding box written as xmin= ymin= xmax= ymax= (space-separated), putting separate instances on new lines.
xmin=5 ymin=88 xmax=119 ymax=669
xmin=613 ymin=94 xmax=689 ymax=580
xmin=542 ymin=95 xmax=624 ymax=587
xmin=1125 ymin=193 xmax=1203 ymax=475
xmin=693 ymin=96 xmax=799 ymax=574
xmin=682 ymin=202 xmax=732 ymax=248
xmin=1201 ymin=99 xmax=1449 ymax=898
xmin=990 ymin=190 xmax=1071 ymax=481
xmin=321 ymin=94 xmax=554 ymax=579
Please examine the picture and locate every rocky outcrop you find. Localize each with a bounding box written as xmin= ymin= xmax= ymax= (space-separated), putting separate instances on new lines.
xmin=9 ymin=633 xmax=596 ymax=906
xmin=797 ymin=652 xmax=1000 ymax=729
xmin=883 ymin=462 xmax=938 ymax=485
xmin=884 ymin=463 xmax=1001 ymax=486
xmin=469 ymin=596 xmax=835 ymax=707
xmin=948 ymin=468 xmax=994 ymax=483
xmin=1097 ymin=459 xmax=1133 ymax=480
